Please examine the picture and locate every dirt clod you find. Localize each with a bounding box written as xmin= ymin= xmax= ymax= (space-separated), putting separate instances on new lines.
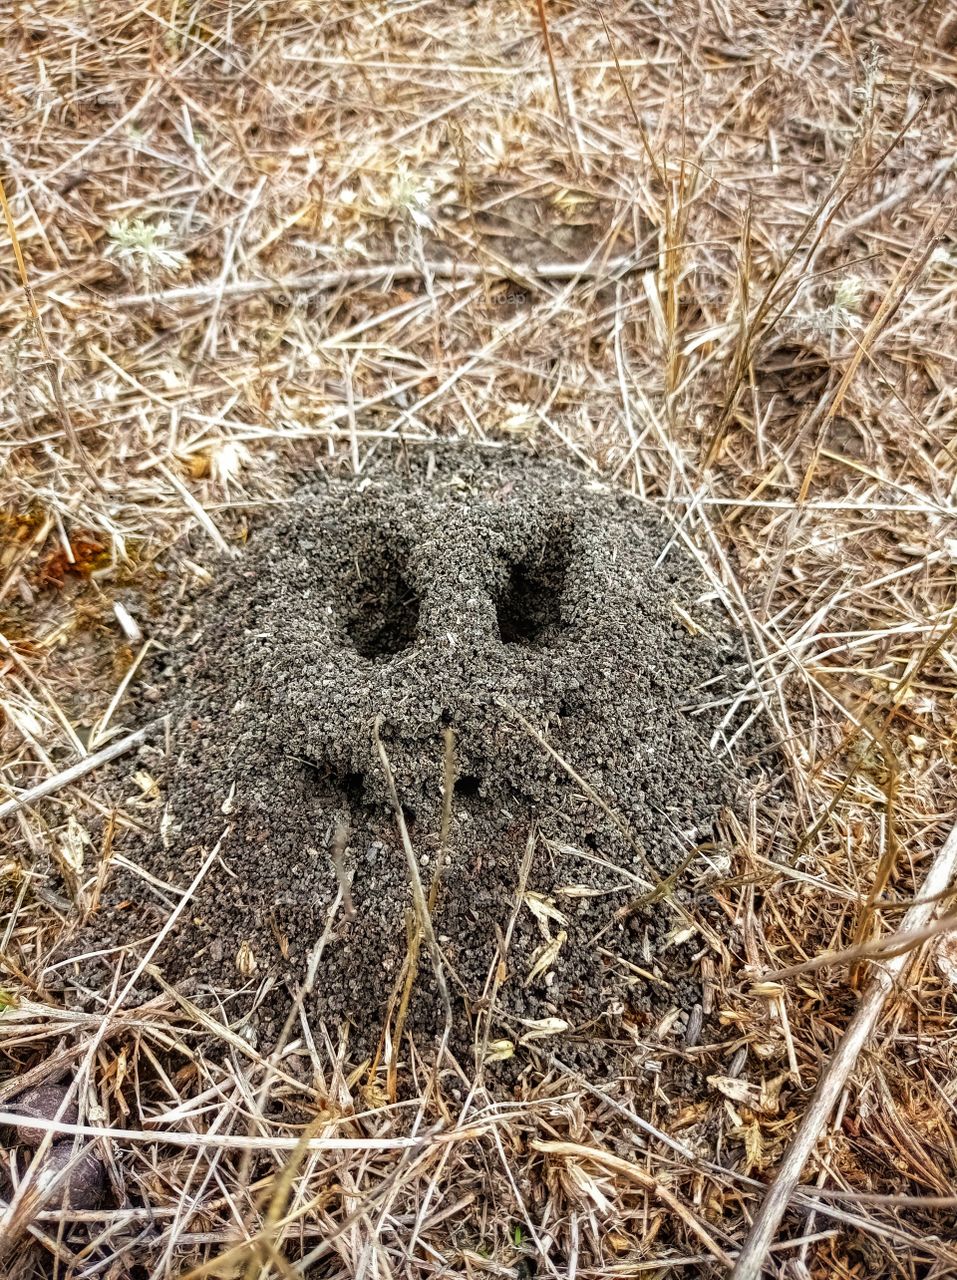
xmin=34 ymin=1143 xmax=105 ymax=1210
xmin=10 ymin=1084 xmax=79 ymax=1148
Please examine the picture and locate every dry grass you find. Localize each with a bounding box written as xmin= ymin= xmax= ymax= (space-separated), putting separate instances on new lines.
xmin=1 ymin=1 xmax=956 ymax=1275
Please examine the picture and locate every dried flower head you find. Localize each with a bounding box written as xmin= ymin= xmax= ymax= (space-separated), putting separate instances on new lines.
xmin=105 ymin=217 xmax=188 ymax=276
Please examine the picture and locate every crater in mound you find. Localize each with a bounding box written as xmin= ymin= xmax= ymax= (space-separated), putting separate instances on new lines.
xmin=84 ymin=447 xmax=768 ymax=1067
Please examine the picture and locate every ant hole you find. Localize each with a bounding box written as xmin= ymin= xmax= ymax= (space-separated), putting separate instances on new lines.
xmin=454 ymin=774 xmax=481 ymax=798
xmin=341 ymin=771 xmax=365 ymax=806
xmin=302 ymin=761 xmax=366 ymax=811
xmin=496 ymin=529 xmax=571 ymax=647
xmin=344 ymin=537 xmax=420 ymax=659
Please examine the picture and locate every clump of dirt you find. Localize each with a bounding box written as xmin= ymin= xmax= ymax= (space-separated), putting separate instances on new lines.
xmin=81 ymin=446 xmax=770 ymax=1068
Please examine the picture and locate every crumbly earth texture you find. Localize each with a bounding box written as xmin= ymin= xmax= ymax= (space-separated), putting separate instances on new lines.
xmin=79 ymin=446 xmax=768 ymax=1070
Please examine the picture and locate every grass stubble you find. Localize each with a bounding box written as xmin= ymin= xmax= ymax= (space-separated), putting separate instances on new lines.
xmin=0 ymin=1 xmax=956 ymax=1276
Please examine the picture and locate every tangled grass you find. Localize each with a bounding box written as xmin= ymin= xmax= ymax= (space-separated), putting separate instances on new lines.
xmin=1 ymin=2 xmax=956 ymax=1276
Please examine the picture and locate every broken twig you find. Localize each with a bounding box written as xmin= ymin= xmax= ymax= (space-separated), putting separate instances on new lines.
xmin=0 ymin=720 xmax=165 ymax=822
xmin=109 ymin=253 xmax=650 ymax=309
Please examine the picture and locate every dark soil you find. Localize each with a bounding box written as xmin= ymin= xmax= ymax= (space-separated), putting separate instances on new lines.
xmin=77 ymin=446 xmax=770 ymax=1071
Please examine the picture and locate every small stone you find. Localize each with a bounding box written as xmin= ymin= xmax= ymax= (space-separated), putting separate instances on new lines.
xmin=37 ymin=1142 xmax=105 ymax=1209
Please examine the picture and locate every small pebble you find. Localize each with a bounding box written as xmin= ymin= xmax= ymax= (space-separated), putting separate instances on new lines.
xmin=36 ymin=1142 xmax=104 ymax=1210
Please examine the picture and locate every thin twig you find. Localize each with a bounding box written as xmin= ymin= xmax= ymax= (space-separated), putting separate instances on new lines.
xmin=108 ymin=254 xmax=650 ymax=309
xmin=373 ymin=718 xmax=453 ymax=1050
xmin=0 ymin=1110 xmax=481 ymax=1154
xmin=0 ymin=721 xmax=164 ymax=822
xmin=532 ymin=0 xmax=579 ymax=174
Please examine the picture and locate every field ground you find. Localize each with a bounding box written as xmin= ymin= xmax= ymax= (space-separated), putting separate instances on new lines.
xmin=1 ymin=2 xmax=957 ymax=1276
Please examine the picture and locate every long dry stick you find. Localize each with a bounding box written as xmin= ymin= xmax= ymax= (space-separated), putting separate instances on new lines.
xmin=109 ymin=254 xmax=647 ymax=309
xmin=762 ymin=907 xmax=957 ymax=982
xmin=0 ymin=1113 xmax=471 ymax=1156
xmin=532 ymin=0 xmax=578 ymax=172
xmin=731 ymin=819 xmax=957 ymax=1280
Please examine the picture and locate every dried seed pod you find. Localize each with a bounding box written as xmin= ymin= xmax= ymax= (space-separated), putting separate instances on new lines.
xmin=235 ymin=939 xmax=257 ymax=975
xmin=36 ymin=1142 xmax=105 ymax=1210
xmin=11 ymin=1084 xmax=79 ymax=1148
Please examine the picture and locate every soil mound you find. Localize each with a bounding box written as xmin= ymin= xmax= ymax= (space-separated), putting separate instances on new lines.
xmin=87 ymin=447 xmax=765 ymax=1065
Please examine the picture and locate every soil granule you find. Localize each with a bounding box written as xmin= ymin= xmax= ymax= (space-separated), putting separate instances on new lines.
xmin=83 ymin=447 xmax=767 ymax=1067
